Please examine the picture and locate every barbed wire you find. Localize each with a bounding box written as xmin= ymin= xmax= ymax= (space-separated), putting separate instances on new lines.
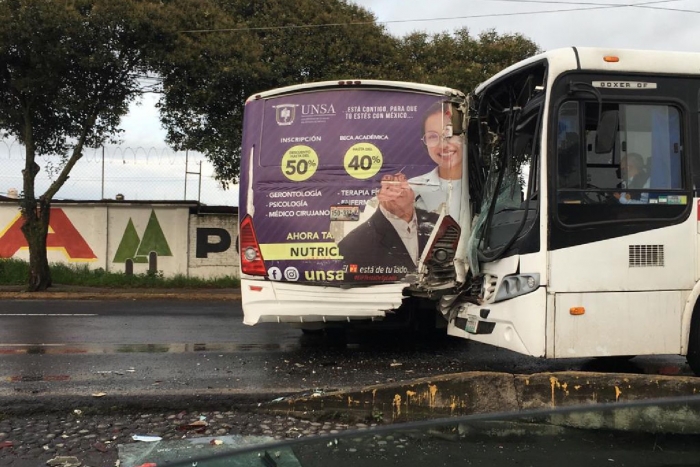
xmin=1 ymin=140 xmax=209 ymax=165
xmin=0 ymin=139 xmax=237 ymax=205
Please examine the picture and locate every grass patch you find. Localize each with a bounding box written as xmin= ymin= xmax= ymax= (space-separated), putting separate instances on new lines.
xmin=0 ymin=258 xmax=239 ymax=288
xmin=0 ymin=258 xmax=27 ymax=285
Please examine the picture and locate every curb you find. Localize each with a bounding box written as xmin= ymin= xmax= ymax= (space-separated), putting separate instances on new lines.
xmin=0 ymin=390 xmax=295 ymax=416
xmin=263 ymin=371 xmax=700 ymax=430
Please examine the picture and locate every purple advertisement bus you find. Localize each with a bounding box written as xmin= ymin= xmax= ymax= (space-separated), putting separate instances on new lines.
xmin=239 ymin=80 xmax=467 ymax=328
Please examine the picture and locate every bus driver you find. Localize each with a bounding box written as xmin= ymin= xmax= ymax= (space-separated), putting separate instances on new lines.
xmin=614 ymin=152 xmax=650 ymax=204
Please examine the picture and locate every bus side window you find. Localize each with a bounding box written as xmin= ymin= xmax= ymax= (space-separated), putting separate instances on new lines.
xmin=557 ymin=101 xmax=583 ymax=193
xmin=556 ymin=100 xmax=687 ymax=226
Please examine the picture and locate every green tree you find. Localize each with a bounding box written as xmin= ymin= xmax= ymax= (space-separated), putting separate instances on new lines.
xmin=156 ymin=0 xmax=402 ymax=186
xmin=0 ymin=0 xmax=202 ymax=290
xmin=157 ymin=12 xmax=538 ymax=185
xmin=397 ymin=28 xmax=540 ymax=94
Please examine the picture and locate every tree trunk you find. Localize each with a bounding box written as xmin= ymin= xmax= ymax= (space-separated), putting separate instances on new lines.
xmin=20 ymin=197 xmax=52 ymax=292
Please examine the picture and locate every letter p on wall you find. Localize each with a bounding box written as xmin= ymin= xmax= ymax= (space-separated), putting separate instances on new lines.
xmin=196 ymin=228 xmax=232 ymax=258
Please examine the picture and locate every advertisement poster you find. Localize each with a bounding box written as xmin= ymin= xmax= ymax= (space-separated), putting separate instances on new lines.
xmin=241 ymin=88 xmax=464 ymax=284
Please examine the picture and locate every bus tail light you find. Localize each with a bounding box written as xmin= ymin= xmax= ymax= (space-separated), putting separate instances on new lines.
xmin=239 ymin=215 xmax=266 ymax=276
xmin=424 ymin=215 xmax=461 ymax=282
xmin=570 ymin=307 xmax=585 ymax=315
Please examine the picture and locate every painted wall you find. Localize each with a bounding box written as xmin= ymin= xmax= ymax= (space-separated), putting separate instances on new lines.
xmin=188 ymin=212 xmax=239 ymax=278
xmin=0 ymin=201 xmax=240 ymax=279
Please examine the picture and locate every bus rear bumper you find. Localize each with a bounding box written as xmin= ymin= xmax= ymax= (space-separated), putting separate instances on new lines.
xmin=241 ymin=279 xmax=406 ymax=326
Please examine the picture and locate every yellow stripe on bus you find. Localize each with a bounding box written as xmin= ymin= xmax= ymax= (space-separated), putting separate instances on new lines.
xmin=259 ymin=243 xmax=343 ymax=260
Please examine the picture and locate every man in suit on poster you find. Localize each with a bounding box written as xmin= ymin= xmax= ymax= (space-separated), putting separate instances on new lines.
xmin=337 ymin=173 xmax=438 ymax=272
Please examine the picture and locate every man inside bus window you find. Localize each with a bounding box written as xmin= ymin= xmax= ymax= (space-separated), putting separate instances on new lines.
xmin=614 ymin=152 xmax=650 ymax=204
xmin=337 ymin=173 xmax=438 ymax=270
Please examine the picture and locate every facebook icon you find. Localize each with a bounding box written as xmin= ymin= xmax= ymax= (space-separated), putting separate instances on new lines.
xmin=267 ymin=267 xmax=282 ymax=281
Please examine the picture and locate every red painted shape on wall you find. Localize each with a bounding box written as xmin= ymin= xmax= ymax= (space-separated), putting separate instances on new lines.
xmin=0 ymin=208 xmax=97 ymax=261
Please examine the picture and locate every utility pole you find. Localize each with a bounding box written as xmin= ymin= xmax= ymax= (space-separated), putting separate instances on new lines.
xmin=184 ymin=149 xmax=188 ymax=200
xmin=101 ymin=146 xmax=105 ymax=199
xmin=184 ymin=150 xmax=202 ymax=202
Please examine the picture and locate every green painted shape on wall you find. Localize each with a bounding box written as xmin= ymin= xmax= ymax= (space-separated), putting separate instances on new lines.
xmin=136 ymin=210 xmax=172 ymax=257
xmin=113 ymin=219 xmax=141 ymax=263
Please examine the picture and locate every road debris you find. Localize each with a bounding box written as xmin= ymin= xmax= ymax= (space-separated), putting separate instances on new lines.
xmin=177 ymin=420 xmax=208 ymax=433
xmin=94 ymin=441 xmax=109 ymax=452
xmin=96 ymin=368 xmax=135 ymax=375
xmin=131 ymin=435 xmax=162 ymax=442
xmin=46 ymin=456 xmax=81 ymax=467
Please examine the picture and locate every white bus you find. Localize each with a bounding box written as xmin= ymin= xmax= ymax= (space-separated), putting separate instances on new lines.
xmin=238 ymin=80 xmax=469 ymax=332
xmin=438 ymin=47 xmax=700 ymax=374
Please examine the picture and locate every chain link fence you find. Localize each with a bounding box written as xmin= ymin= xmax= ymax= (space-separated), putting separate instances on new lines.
xmin=0 ymin=139 xmax=238 ymax=206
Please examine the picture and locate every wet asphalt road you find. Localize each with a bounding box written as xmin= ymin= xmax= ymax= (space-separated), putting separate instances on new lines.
xmin=0 ymin=299 xmax=694 ymax=467
xmin=0 ymin=299 xmax=691 ymax=403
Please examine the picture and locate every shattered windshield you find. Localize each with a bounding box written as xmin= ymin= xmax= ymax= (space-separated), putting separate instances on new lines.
xmin=467 ymin=85 xmax=543 ymax=272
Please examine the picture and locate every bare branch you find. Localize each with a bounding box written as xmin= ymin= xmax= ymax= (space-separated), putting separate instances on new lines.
xmin=43 ymin=111 xmax=97 ymax=201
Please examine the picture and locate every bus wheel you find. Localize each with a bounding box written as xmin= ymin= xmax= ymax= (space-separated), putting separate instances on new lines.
xmin=687 ymin=309 xmax=700 ymax=376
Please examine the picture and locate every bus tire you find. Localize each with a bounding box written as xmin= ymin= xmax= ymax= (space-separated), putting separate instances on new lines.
xmin=687 ymin=308 xmax=700 ymax=376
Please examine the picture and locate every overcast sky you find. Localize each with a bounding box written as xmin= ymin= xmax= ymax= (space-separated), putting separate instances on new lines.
xmin=358 ymin=0 xmax=699 ymax=52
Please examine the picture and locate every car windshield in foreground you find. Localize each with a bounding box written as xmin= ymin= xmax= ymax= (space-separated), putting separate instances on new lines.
xmin=120 ymin=396 xmax=700 ymax=467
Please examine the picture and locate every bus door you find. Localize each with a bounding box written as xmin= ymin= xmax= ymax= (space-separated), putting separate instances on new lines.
xmin=549 ymin=79 xmax=694 ymax=358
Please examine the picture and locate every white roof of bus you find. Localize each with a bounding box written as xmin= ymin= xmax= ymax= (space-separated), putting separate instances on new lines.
xmin=475 ymin=47 xmax=700 ymax=94
xmin=246 ymin=79 xmax=465 ymax=103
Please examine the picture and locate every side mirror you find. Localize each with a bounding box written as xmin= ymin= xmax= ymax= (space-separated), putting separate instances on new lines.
xmin=595 ymin=110 xmax=618 ymax=154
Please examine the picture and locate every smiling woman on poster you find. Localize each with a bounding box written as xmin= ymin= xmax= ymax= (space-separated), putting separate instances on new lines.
xmin=409 ymin=101 xmax=464 ymax=219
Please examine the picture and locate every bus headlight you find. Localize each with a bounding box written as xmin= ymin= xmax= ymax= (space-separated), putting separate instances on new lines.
xmin=494 ymin=273 xmax=540 ymax=302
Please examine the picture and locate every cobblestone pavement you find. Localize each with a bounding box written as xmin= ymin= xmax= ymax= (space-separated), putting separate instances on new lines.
xmin=0 ymin=408 xmax=376 ymax=466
